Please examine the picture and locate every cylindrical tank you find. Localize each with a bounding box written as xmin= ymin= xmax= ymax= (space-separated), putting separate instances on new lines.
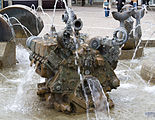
xmin=0 ymin=5 xmax=44 ymax=38
xmin=0 ymin=14 xmax=13 ymax=42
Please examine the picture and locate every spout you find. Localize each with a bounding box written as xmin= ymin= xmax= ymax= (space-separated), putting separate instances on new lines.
xmin=72 ymin=18 xmax=83 ymax=31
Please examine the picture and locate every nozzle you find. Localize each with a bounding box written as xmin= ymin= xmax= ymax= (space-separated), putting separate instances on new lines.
xmin=72 ymin=19 xmax=83 ymax=31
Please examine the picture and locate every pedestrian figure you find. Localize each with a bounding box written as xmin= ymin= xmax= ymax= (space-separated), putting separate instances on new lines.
xmin=142 ymin=0 xmax=150 ymax=6
xmin=82 ymin=0 xmax=85 ymax=6
xmin=89 ymin=0 xmax=93 ymax=5
xmin=103 ymin=0 xmax=110 ymax=17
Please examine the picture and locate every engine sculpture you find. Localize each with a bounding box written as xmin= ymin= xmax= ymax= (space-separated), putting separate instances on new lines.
xmin=26 ymin=8 xmax=134 ymax=113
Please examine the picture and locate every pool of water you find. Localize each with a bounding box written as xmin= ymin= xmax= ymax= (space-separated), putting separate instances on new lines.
xmin=0 ymin=46 xmax=155 ymax=120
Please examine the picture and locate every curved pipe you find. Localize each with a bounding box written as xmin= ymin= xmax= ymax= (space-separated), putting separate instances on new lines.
xmin=112 ymin=9 xmax=134 ymax=27
xmin=26 ymin=36 xmax=41 ymax=52
xmin=0 ymin=5 xmax=44 ymax=38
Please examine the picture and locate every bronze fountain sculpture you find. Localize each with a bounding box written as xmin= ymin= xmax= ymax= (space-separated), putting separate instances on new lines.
xmin=0 ymin=4 xmax=145 ymax=114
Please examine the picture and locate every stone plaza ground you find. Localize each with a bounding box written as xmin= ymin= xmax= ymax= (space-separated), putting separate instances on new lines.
xmin=39 ymin=6 xmax=155 ymax=46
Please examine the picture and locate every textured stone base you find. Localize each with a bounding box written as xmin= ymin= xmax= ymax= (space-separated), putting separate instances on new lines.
xmin=15 ymin=38 xmax=27 ymax=47
xmin=141 ymin=57 xmax=155 ymax=84
xmin=119 ymin=47 xmax=144 ymax=60
xmin=140 ymin=40 xmax=155 ymax=47
xmin=0 ymin=42 xmax=16 ymax=68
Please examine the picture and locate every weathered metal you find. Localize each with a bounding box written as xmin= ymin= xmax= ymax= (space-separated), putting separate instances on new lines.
xmin=0 ymin=5 xmax=44 ymax=38
xmin=25 ymin=8 xmax=135 ymax=113
xmin=112 ymin=4 xmax=145 ymax=50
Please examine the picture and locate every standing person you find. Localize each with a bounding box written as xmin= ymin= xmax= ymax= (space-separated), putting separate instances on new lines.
xmin=103 ymin=0 xmax=110 ymax=17
xmin=82 ymin=0 xmax=85 ymax=6
xmin=132 ymin=0 xmax=138 ymax=9
xmin=89 ymin=0 xmax=93 ymax=5
xmin=142 ymin=0 xmax=150 ymax=6
xmin=116 ymin=0 xmax=125 ymax=12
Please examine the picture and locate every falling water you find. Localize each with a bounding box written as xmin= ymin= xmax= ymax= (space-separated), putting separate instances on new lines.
xmin=0 ymin=72 xmax=8 ymax=81
xmin=4 ymin=45 xmax=41 ymax=113
xmin=9 ymin=69 xmax=35 ymax=112
xmin=87 ymin=77 xmax=111 ymax=120
xmin=147 ymin=64 xmax=155 ymax=85
xmin=53 ymin=1 xmax=113 ymax=119
xmin=144 ymin=31 xmax=155 ymax=48
xmin=79 ymin=73 xmax=90 ymax=120
xmin=130 ymin=38 xmax=142 ymax=64
xmin=37 ymin=6 xmax=53 ymax=23
xmin=2 ymin=14 xmax=33 ymax=38
xmin=119 ymin=62 xmax=147 ymax=85
xmin=51 ymin=0 xmax=59 ymax=26
xmin=2 ymin=14 xmax=16 ymax=39
xmin=51 ymin=0 xmax=70 ymax=26
xmin=72 ymin=21 xmax=90 ymax=119
xmin=57 ymin=2 xmax=91 ymax=118
xmin=130 ymin=25 xmax=155 ymax=68
xmin=129 ymin=7 xmax=155 ymax=66
xmin=10 ymin=17 xmax=33 ymax=36
xmin=53 ymin=0 xmax=92 ymax=118
xmin=0 ymin=5 xmax=155 ymax=120
xmin=30 ymin=4 xmax=40 ymax=34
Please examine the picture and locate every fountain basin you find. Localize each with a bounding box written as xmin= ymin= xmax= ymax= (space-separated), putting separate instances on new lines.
xmin=140 ymin=39 xmax=155 ymax=47
xmin=0 ymin=42 xmax=16 ymax=68
xmin=119 ymin=47 xmax=144 ymax=60
xmin=141 ymin=56 xmax=155 ymax=84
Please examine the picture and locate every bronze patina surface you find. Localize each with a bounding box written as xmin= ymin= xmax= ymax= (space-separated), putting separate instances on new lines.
xmin=26 ymin=8 xmax=135 ymax=113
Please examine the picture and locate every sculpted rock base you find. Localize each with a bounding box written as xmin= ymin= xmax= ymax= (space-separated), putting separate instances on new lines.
xmin=141 ymin=57 xmax=155 ymax=84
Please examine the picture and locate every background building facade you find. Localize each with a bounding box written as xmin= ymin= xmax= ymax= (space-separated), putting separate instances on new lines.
xmin=2 ymin=0 xmax=66 ymax=9
xmin=0 ymin=0 xmax=155 ymax=9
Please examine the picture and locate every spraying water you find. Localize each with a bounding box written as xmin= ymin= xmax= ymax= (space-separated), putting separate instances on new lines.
xmin=147 ymin=65 xmax=155 ymax=85
xmin=51 ymin=0 xmax=59 ymax=26
xmin=87 ymin=77 xmax=111 ymax=120
xmin=37 ymin=6 xmax=53 ymax=23
xmin=2 ymin=14 xmax=33 ymax=38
